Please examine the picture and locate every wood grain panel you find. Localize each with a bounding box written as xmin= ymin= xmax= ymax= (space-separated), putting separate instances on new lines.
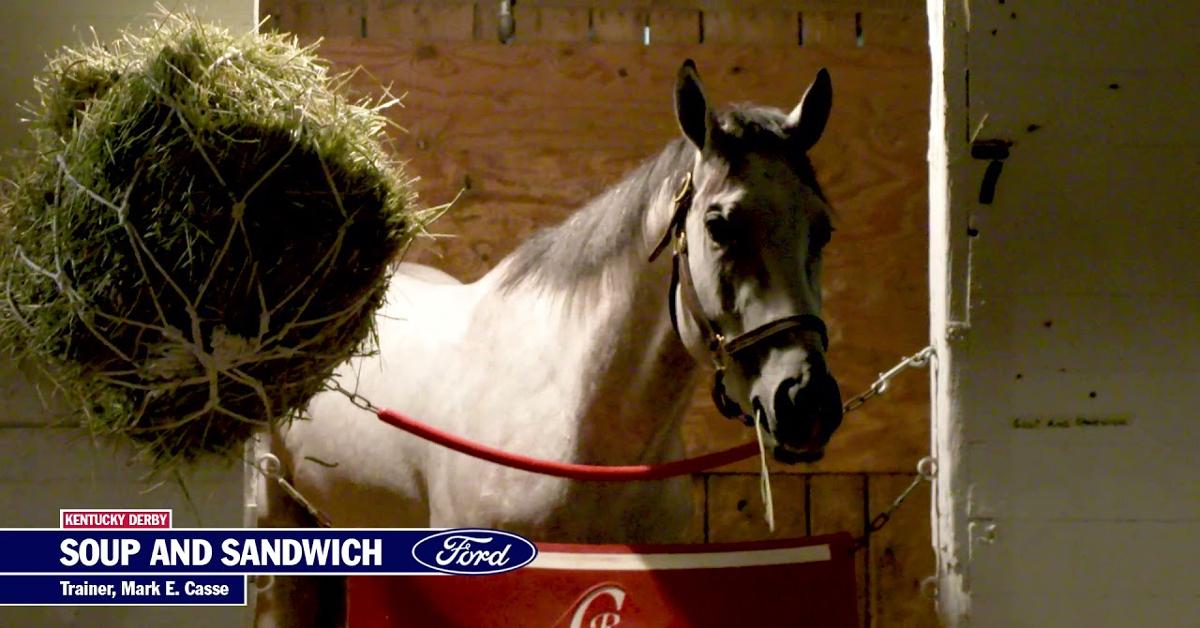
xmin=258 ymin=0 xmax=285 ymax=32
xmin=267 ymin=0 xmax=364 ymax=38
xmin=315 ymin=39 xmax=930 ymax=474
xmin=862 ymin=10 xmax=927 ymax=50
xmin=493 ymin=0 xmax=924 ymax=12
xmin=703 ymin=9 xmax=798 ymax=46
xmin=525 ymin=6 xmax=593 ymax=42
xmin=272 ymin=1 xmax=926 ymax=48
xmin=706 ymin=473 xmax=808 ymax=542
xmin=810 ymin=475 xmax=868 ymax=625
xmin=683 ymin=474 xmax=707 ymax=543
xmin=319 ymin=1 xmax=367 ymax=38
xmin=476 ymin=3 xmax=592 ymax=43
xmin=649 ymin=9 xmax=700 ymax=45
xmin=473 ymin=1 xmax=498 ymax=41
xmin=590 ymin=8 xmax=643 ymax=43
xmin=366 ymin=1 xmax=474 ymax=40
xmin=803 ymin=10 xmax=858 ymax=48
xmin=867 ymin=475 xmax=937 ymax=627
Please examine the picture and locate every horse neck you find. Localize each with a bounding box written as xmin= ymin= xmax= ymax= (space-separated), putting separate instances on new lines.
xmin=490 ymin=150 xmax=701 ymax=466
xmin=574 ymin=246 xmax=701 ymax=467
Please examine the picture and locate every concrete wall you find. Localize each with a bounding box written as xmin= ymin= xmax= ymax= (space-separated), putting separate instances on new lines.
xmin=929 ymin=1 xmax=1200 ymax=625
xmin=0 ymin=2 xmax=256 ymax=626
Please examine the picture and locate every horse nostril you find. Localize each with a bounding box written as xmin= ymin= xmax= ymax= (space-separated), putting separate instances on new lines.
xmin=786 ymin=380 xmax=805 ymax=407
xmin=774 ymin=378 xmax=804 ymax=418
xmin=794 ymin=354 xmax=828 ymax=391
xmin=796 ymin=367 xmax=812 ymax=389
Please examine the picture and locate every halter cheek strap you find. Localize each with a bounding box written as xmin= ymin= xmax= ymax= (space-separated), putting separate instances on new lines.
xmin=649 ymin=171 xmax=831 ymax=421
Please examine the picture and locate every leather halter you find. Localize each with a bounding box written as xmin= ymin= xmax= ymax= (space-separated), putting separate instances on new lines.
xmin=649 ymin=171 xmax=830 ymax=422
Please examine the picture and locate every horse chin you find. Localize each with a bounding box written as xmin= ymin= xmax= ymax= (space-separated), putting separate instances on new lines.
xmin=773 ymin=443 xmax=825 ymax=464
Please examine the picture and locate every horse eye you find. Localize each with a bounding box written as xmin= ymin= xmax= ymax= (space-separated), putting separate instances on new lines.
xmin=704 ymin=213 xmax=735 ymax=245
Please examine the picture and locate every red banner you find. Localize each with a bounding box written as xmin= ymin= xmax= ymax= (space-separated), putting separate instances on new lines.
xmin=349 ymin=533 xmax=858 ymax=627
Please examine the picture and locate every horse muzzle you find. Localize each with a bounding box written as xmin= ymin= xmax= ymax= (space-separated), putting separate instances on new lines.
xmin=762 ymin=372 xmax=843 ymax=464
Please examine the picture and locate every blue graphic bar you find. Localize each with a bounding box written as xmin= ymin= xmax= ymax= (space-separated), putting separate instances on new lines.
xmin=0 ymin=575 xmax=246 ymax=605
xmin=0 ymin=529 xmax=536 ymax=575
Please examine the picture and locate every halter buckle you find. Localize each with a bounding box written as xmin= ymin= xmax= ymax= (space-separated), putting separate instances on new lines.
xmin=649 ymin=172 xmax=695 ymax=263
xmin=672 ymin=171 xmax=693 ymax=204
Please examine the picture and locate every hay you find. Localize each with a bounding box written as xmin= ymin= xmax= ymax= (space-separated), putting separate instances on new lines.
xmin=0 ymin=12 xmax=426 ymax=469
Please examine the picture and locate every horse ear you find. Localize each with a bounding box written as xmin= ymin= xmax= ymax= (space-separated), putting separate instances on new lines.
xmin=785 ymin=68 xmax=832 ymax=151
xmin=674 ymin=59 xmax=712 ymax=150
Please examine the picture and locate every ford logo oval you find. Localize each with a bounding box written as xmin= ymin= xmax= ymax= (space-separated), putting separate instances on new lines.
xmin=411 ymin=529 xmax=538 ymax=575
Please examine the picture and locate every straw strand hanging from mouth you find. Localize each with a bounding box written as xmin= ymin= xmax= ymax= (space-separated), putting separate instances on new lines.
xmin=754 ymin=408 xmax=776 ymax=532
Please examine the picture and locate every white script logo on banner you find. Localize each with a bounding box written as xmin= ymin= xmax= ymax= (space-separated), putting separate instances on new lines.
xmin=569 ymin=584 xmax=626 ymax=628
xmin=409 ymin=529 xmax=537 ymax=575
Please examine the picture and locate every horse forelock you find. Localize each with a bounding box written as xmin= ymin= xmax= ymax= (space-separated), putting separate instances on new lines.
xmin=710 ymin=105 xmax=829 ymax=207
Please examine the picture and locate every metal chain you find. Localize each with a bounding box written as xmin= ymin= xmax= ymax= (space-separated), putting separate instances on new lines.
xmin=255 ymin=452 xmax=333 ymax=528
xmin=842 ymin=345 xmax=934 ymax=414
xmin=246 ymin=378 xmax=379 ymax=530
xmin=843 ymin=345 xmax=937 ymax=552
xmin=852 ymin=456 xmax=938 ymax=552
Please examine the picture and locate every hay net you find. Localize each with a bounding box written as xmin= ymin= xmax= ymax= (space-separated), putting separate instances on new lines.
xmin=0 ymin=11 xmax=423 ymax=470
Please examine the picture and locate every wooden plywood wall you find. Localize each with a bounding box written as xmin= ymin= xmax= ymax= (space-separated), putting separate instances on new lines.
xmin=260 ymin=2 xmax=934 ymax=625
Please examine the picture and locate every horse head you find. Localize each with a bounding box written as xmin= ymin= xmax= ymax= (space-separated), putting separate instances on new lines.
xmin=667 ymin=60 xmax=842 ymax=463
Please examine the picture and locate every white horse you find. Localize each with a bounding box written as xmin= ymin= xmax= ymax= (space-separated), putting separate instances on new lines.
xmin=256 ymin=60 xmax=843 ymax=626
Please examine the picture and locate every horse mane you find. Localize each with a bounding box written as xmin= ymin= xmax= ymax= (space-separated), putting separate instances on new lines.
xmin=497 ymin=105 xmax=826 ymax=293
xmin=496 ymin=137 xmax=692 ymax=292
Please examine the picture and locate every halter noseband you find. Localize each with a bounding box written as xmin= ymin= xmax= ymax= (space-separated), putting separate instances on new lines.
xmin=649 ymin=172 xmax=830 ymax=423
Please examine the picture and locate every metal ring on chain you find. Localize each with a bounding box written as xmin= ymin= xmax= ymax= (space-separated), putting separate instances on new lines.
xmin=256 ymin=452 xmax=283 ymax=479
xmin=254 ymin=452 xmax=333 ymax=528
xmin=920 ymin=575 xmax=939 ymax=599
xmin=910 ymin=347 xmax=932 ymax=367
xmin=253 ymin=574 xmax=274 ymax=593
xmin=917 ymin=455 xmax=938 ymax=481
